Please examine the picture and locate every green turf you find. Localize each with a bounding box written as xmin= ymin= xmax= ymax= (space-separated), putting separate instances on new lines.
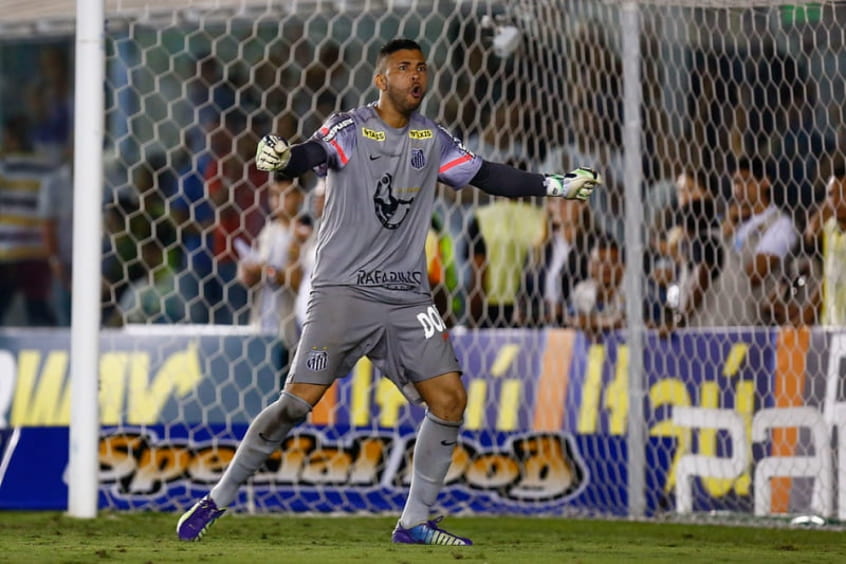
xmin=1 ymin=512 xmax=843 ymax=563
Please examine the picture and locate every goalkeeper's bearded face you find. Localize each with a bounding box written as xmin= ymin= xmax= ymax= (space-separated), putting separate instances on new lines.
xmin=376 ymin=48 xmax=428 ymax=113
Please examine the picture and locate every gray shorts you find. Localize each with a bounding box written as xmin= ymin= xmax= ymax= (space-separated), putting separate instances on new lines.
xmin=286 ymin=286 xmax=461 ymax=400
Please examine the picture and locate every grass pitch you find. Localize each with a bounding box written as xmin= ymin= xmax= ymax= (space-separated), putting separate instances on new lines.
xmin=1 ymin=512 xmax=843 ymax=563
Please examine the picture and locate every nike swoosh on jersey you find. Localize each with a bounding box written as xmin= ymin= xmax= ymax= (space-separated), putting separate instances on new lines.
xmin=369 ymin=154 xmax=381 ymax=160
xmin=440 ymin=440 xmax=457 ymax=446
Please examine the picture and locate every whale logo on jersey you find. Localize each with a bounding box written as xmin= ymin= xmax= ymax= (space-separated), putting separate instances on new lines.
xmin=373 ymin=173 xmax=414 ymax=230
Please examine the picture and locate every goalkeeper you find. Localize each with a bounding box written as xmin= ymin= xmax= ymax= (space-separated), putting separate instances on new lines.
xmin=178 ymin=38 xmax=601 ymax=545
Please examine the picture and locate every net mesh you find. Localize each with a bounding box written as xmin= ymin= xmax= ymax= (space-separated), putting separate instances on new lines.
xmin=2 ymin=0 xmax=845 ymax=523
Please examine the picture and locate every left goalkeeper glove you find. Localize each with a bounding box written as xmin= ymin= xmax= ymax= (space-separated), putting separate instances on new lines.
xmin=544 ymin=167 xmax=602 ymax=201
xmin=255 ymin=134 xmax=291 ymax=172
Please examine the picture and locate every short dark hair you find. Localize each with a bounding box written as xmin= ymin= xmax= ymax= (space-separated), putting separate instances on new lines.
xmin=729 ymin=155 xmax=774 ymax=181
xmin=376 ymin=39 xmax=424 ymax=71
xmin=678 ymin=167 xmax=711 ymax=193
xmin=592 ymin=233 xmax=624 ymax=262
xmin=2 ymin=115 xmax=32 ymax=152
xmin=830 ymin=157 xmax=846 ymax=180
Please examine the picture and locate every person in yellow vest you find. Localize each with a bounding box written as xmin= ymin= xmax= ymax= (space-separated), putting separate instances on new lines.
xmin=819 ymin=170 xmax=846 ymax=325
xmin=425 ymin=211 xmax=461 ymax=326
xmin=466 ymin=199 xmax=546 ymax=328
xmin=787 ymin=166 xmax=846 ymax=326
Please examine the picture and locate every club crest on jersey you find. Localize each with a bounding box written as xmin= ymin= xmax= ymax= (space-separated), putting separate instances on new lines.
xmin=373 ymin=172 xmax=414 ymax=229
xmin=410 ymin=149 xmax=425 ymax=170
xmin=306 ymin=348 xmax=329 ymax=372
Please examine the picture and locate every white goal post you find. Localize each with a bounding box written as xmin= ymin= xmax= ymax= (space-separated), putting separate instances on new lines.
xmin=67 ymin=0 xmax=105 ymax=519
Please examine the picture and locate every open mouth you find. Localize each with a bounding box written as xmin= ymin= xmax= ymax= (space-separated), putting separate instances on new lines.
xmin=410 ymin=85 xmax=423 ymax=98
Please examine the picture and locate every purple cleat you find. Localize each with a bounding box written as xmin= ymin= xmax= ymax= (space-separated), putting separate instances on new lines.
xmin=176 ymin=495 xmax=225 ymax=541
xmin=391 ymin=516 xmax=472 ymax=546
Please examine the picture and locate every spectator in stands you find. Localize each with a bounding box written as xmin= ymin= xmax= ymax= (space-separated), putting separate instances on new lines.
xmin=27 ymin=45 xmax=72 ymax=165
xmin=238 ymin=174 xmax=306 ymax=349
xmin=101 ymin=160 xmax=181 ymax=324
xmin=518 ymin=197 xmax=598 ymax=327
xmin=466 ymin=199 xmax=546 ymax=328
xmin=206 ymin=111 xmax=269 ymax=324
xmin=810 ymin=167 xmax=846 ymax=325
xmin=687 ymin=156 xmax=797 ymax=327
xmin=771 ymin=165 xmax=846 ymax=326
xmin=649 ymin=169 xmax=723 ymax=333
xmin=106 ymin=218 xmax=183 ymax=326
xmin=101 ymin=194 xmax=133 ymax=321
xmin=294 ymin=179 xmax=326 ymax=332
xmin=0 ymin=116 xmax=57 ymax=326
xmin=426 ymin=210 xmax=462 ymax=327
xmin=171 ymin=142 xmax=216 ymax=323
xmin=761 ymin=252 xmax=821 ymax=328
xmin=642 ymin=163 xmax=706 ymax=325
xmin=39 ymin=158 xmax=74 ymax=325
xmin=567 ymin=234 xmax=626 ymax=340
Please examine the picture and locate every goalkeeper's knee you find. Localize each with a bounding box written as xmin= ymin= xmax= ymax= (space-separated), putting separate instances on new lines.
xmin=275 ymin=391 xmax=312 ymax=424
xmin=256 ymin=391 xmax=312 ymax=441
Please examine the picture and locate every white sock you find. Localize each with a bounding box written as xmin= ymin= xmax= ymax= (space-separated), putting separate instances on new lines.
xmin=399 ymin=411 xmax=461 ymax=528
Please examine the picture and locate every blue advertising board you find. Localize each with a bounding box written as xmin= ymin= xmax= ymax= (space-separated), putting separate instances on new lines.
xmin=0 ymin=326 xmax=830 ymax=516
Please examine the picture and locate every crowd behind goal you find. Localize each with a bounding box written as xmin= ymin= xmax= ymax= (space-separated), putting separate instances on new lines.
xmin=1 ymin=7 xmax=845 ymax=349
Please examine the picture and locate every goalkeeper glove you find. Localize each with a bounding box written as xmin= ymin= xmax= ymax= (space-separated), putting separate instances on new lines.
xmin=544 ymin=167 xmax=602 ymax=201
xmin=255 ymin=134 xmax=291 ymax=172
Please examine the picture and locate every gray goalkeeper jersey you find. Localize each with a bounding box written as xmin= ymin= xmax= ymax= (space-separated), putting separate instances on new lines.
xmin=309 ymin=103 xmax=482 ymax=302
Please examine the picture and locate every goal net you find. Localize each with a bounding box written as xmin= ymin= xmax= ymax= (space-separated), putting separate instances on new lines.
xmin=1 ymin=0 xmax=845 ymax=524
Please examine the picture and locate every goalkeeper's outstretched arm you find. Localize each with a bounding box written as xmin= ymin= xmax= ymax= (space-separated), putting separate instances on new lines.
xmin=469 ymin=160 xmax=601 ymax=201
xmin=256 ymin=134 xmax=601 ymax=201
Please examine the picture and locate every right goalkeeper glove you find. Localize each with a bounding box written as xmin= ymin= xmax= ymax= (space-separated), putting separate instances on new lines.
xmin=544 ymin=167 xmax=602 ymax=201
xmin=255 ymin=134 xmax=291 ymax=172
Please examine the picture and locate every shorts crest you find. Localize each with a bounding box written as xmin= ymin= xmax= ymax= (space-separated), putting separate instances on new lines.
xmin=306 ymin=348 xmax=329 ymax=372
